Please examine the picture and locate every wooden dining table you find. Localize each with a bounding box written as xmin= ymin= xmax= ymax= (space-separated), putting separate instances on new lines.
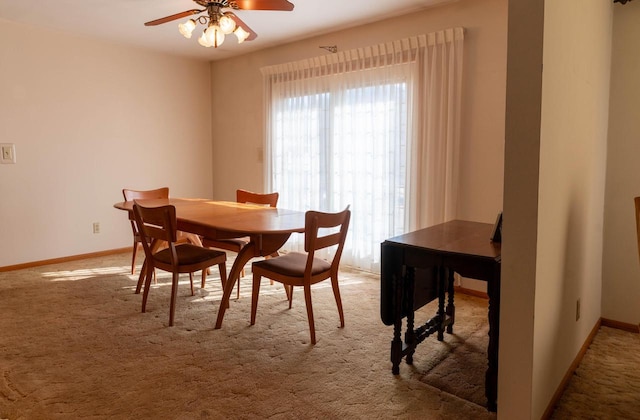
xmin=114 ymin=198 xmax=306 ymax=328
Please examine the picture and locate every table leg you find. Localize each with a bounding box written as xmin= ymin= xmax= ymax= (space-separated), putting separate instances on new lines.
xmin=214 ymin=233 xmax=291 ymax=329
xmin=486 ymin=262 xmax=501 ymax=412
xmin=404 ymin=267 xmax=416 ymax=365
xmin=390 ymin=266 xmax=404 ymax=374
xmin=214 ymin=242 xmax=255 ymax=328
xmin=437 ymin=266 xmax=446 ymax=341
xmin=446 ymin=268 xmax=455 ymax=334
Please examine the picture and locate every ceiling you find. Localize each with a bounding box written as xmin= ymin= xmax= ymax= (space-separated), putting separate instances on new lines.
xmin=0 ymin=0 xmax=455 ymax=61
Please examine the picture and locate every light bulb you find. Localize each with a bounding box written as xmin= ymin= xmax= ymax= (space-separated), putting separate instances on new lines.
xmin=178 ymin=19 xmax=196 ymax=39
xmin=234 ymin=26 xmax=250 ymax=44
xmin=204 ymin=25 xmax=225 ymax=48
xmin=219 ymin=14 xmax=236 ymax=35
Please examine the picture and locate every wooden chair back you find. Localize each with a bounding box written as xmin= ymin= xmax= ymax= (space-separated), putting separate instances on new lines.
xmin=304 ymin=207 xmax=351 ymax=273
xmin=133 ymin=203 xmax=178 ymax=263
xmin=236 ymin=189 xmax=279 ymax=207
xmin=123 ymin=187 xmax=169 ymax=202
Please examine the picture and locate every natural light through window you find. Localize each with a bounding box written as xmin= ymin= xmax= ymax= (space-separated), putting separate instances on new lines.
xmin=269 ymin=77 xmax=411 ymax=273
xmin=263 ymin=30 xmax=465 ymax=273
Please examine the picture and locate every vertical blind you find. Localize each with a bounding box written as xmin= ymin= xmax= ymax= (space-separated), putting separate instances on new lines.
xmin=261 ymin=28 xmax=464 ymax=272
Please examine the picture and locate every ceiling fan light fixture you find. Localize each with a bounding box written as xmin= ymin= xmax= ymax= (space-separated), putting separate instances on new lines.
xmin=234 ymin=26 xmax=250 ymax=44
xmin=219 ymin=13 xmax=236 ymax=34
xmin=145 ymin=0 xmax=296 ymax=49
xmin=203 ymin=24 xmax=225 ymax=48
xmin=178 ymin=19 xmax=196 ymax=39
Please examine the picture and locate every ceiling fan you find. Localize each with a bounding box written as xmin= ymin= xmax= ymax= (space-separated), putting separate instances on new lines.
xmin=145 ymin=0 xmax=295 ymax=48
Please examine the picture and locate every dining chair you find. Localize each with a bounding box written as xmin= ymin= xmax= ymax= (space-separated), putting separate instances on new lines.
xmin=250 ymin=206 xmax=351 ymax=344
xmin=123 ymin=187 xmax=170 ymax=275
xmin=133 ymin=202 xmax=228 ymax=326
xmin=202 ymin=189 xmax=279 ymax=299
xmin=124 ymin=187 xmax=208 ymax=292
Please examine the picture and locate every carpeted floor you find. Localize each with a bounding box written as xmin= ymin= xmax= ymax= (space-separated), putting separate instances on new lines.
xmin=0 ymin=253 xmax=495 ymax=420
xmin=0 ymin=253 xmax=638 ymax=419
xmin=551 ymin=325 xmax=640 ymax=419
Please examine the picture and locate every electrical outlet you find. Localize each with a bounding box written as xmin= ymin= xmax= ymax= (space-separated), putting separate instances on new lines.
xmin=576 ymin=298 xmax=581 ymax=321
xmin=93 ymin=222 xmax=100 ymax=234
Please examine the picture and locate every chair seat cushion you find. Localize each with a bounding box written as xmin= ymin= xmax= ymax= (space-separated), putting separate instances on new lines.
xmin=253 ymin=252 xmax=330 ymax=277
xmin=154 ymin=244 xmax=226 ymax=266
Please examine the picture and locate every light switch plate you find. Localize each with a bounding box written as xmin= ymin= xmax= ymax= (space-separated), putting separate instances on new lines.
xmin=1 ymin=143 xmax=16 ymax=164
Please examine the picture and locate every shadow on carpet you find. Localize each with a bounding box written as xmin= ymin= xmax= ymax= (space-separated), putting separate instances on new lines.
xmin=419 ymin=324 xmax=489 ymax=408
xmin=412 ymin=296 xmax=489 ymax=408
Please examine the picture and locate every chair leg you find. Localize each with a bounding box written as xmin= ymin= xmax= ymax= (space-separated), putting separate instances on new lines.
xmin=303 ymin=284 xmax=316 ymax=344
xmin=137 ymin=261 xmax=157 ymax=292
xmin=136 ymin=259 xmax=147 ymax=294
xmin=287 ymin=285 xmax=293 ymax=309
xmin=141 ymin=265 xmax=154 ymax=313
xmin=169 ymin=272 xmax=179 ymax=327
xmin=201 ymin=268 xmax=207 ymax=289
xmin=131 ymin=241 xmax=139 ymax=275
xmin=330 ymin=274 xmax=345 ymax=328
xmin=265 ymin=254 xmax=276 ymax=285
xmin=237 ymin=264 xmax=246 ymax=299
xmin=250 ymin=273 xmax=262 ymax=325
xmin=189 ymin=272 xmax=195 ymax=296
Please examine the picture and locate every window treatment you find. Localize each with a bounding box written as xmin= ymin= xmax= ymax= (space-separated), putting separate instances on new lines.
xmin=261 ymin=28 xmax=464 ymax=273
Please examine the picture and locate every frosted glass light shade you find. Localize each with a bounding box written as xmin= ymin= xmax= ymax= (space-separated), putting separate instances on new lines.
xmin=178 ymin=19 xmax=196 ymax=39
xmin=234 ymin=26 xmax=250 ymax=44
xmin=198 ymin=31 xmax=212 ymax=47
xmin=219 ymin=14 xmax=236 ymax=34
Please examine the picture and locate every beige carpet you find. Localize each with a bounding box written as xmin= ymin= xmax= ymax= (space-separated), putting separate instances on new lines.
xmin=0 ymin=253 xmax=496 ymax=419
xmin=418 ymin=313 xmax=490 ymax=408
xmin=1 ymin=253 xmax=638 ymax=419
xmin=551 ymin=325 xmax=640 ymax=419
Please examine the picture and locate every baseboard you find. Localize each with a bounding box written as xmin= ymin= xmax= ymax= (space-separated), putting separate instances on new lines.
xmin=454 ymin=285 xmax=488 ymax=299
xmin=541 ymin=318 xmax=602 ymax=419
xmin=601 ymin=317 xmax=640 ymax=333
xmin=0 ymin=248 xmax=130 ymax=272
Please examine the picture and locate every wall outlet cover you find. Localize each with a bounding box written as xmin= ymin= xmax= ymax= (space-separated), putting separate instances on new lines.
xmin=1 ymin=143 xmax=16 ymax=164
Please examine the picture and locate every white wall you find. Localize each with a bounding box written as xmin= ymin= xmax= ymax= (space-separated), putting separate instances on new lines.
xmin=500 ymin=0 xmax=544 ymax=415
xmin=501 ymin=1 xmax=612 ymax=418
xmin=602 ymin=1 xmax=640 ymax=326
xmin=208 ymin=0 xmax=508 ymax=231
xmin=533 ymin=1 xmax=611 ymax=416
xmin=0 ymin=19 xmax=212 ymax=267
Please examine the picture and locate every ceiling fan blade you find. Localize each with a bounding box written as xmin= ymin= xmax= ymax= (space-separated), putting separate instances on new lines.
xmin=144 ymin=9 xmax=203 ymax=26
xmin=227 ymin=12 xmax=258 ymax=41
xmin=231 ymin=0 xmax=294 ymax=11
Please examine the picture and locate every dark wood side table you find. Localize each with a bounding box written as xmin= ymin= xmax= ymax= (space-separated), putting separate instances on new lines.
xmin=380 ymin=220 xmax=501 ymax=412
